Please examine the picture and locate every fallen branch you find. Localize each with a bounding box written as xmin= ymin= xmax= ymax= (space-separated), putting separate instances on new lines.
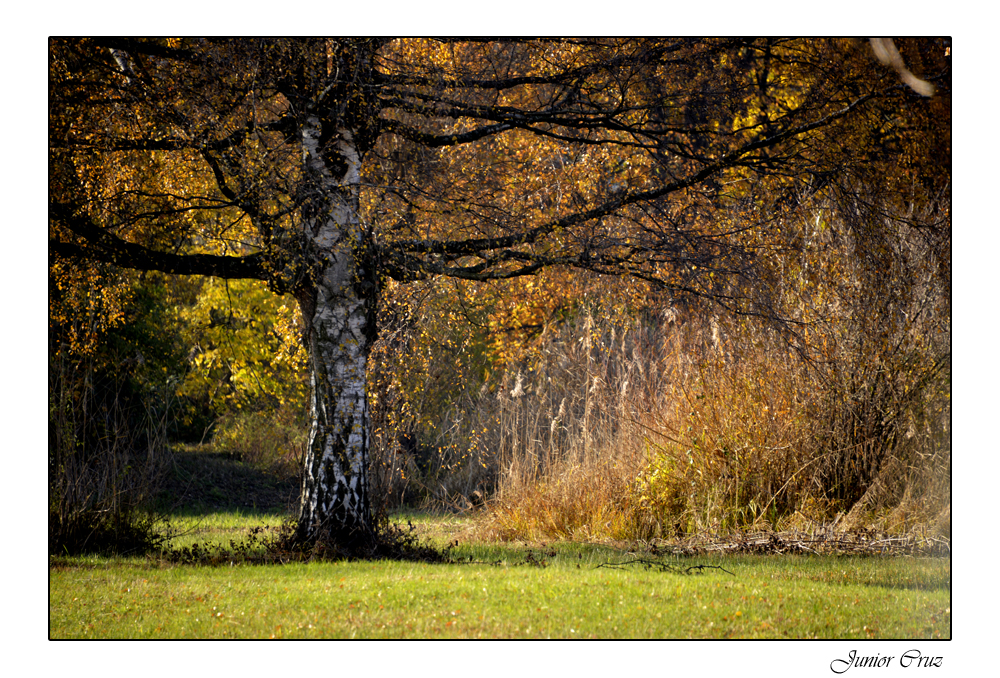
xmin=597 ymin=559 xmax=734 ymax=576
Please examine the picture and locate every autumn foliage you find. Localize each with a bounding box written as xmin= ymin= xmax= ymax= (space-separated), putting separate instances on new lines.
xmin=49 ymin=38 xmax=950 ymax=552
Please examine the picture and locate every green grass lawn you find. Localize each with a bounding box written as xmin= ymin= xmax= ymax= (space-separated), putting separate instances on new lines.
xmin=49 ymin=510 xmax=950 ymax=639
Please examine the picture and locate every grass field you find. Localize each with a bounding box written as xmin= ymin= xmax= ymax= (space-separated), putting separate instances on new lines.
xmin=49 ymin=509 xmax=950 ymax=639
xmin=47 ymin=446 xmax=950 ymax=639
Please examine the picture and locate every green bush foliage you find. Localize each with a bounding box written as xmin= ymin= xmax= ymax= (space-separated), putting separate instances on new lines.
xmin=49 ymin=267 xmax=176 ymax=555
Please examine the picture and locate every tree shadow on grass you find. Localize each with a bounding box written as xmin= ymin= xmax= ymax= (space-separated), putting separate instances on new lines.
xmin=152 ymin=445 xmax=451 ymax=565
xmin=156 ymin=445 xmax=300 ymax=518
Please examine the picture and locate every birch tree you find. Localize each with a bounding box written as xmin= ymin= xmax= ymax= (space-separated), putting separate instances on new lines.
xmin=49 ymin=38 xmax=947 ymax=549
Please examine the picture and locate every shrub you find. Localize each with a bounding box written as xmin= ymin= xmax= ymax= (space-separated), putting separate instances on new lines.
xmin=212 ymin=405 xmax=308 ymax=479
xmin=470 ymin=301 xmax=949 ymax=542
xmin=49 ymin=354 xmax=173 ymax=555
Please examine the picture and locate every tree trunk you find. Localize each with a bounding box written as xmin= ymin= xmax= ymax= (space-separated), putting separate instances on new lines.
xmin=294 ymin=119 xmax=375 ymax=546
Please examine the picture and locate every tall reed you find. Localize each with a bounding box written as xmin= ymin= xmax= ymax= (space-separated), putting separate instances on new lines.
xmin=467 ymin=304 xmax=949 ymax=542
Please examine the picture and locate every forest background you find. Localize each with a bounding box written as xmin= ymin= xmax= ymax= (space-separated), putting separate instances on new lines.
xmin=17 ymin=9 xmax=995 ymax=674
xmin=48 ymin=36 xmax=952 ymax=554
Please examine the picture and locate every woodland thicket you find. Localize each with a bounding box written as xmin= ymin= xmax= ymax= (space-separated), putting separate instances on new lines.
xmin=49 ymin=38 xmax=950 ymax=553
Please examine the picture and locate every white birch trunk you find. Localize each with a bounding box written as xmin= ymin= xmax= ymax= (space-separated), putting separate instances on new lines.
xmin=295 ymin=118 xmax=374 ymax=545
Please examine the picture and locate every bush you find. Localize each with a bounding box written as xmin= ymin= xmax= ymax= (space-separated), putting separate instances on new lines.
xmin=212 ymin=405 xmax=308 ymax=479
xmin=49 ymin=355 xmax=173 ymax=555
xmin=49 ymin=264 xmax=188 ymax=555
xmin=470 ymin=301 xmax=950 ymax=542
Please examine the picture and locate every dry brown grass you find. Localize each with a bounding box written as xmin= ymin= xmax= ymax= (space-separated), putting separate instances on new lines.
xmin=365 ymin=195 xmax=950 ymax=545
xmin=460 ymin=305 xmax=949 ymax=544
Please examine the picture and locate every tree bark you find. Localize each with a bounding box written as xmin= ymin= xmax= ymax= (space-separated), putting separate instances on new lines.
xmin=294 ymin=118 xmax=375 ymax=546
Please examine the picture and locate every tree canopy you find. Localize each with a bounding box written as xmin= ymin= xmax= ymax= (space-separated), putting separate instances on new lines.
xmin=51 ymin=39 xmax=947 ymax=297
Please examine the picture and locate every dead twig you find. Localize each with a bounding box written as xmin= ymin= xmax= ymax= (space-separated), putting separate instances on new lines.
xmin=597 ymin=558 xmax=734 ymax=576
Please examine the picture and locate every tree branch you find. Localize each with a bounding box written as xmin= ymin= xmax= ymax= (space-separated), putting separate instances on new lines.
xmin=388 ymin=88 xmax=884 ymax=268
xmin=50 ymin=202 xmax=270 ymax=280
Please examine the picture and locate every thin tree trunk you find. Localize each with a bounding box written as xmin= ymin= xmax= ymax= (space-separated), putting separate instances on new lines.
xmin=295 ymin=119 xmax=374 ymax=546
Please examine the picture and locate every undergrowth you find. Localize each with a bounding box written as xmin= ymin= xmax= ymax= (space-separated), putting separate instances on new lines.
xmin=461 ymin=307 xmax=949 ymax=544
xmin=212 ymin=405 xmax=307 ymax=479
xmin=156 ymin=516 xmax=448 ymax=566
